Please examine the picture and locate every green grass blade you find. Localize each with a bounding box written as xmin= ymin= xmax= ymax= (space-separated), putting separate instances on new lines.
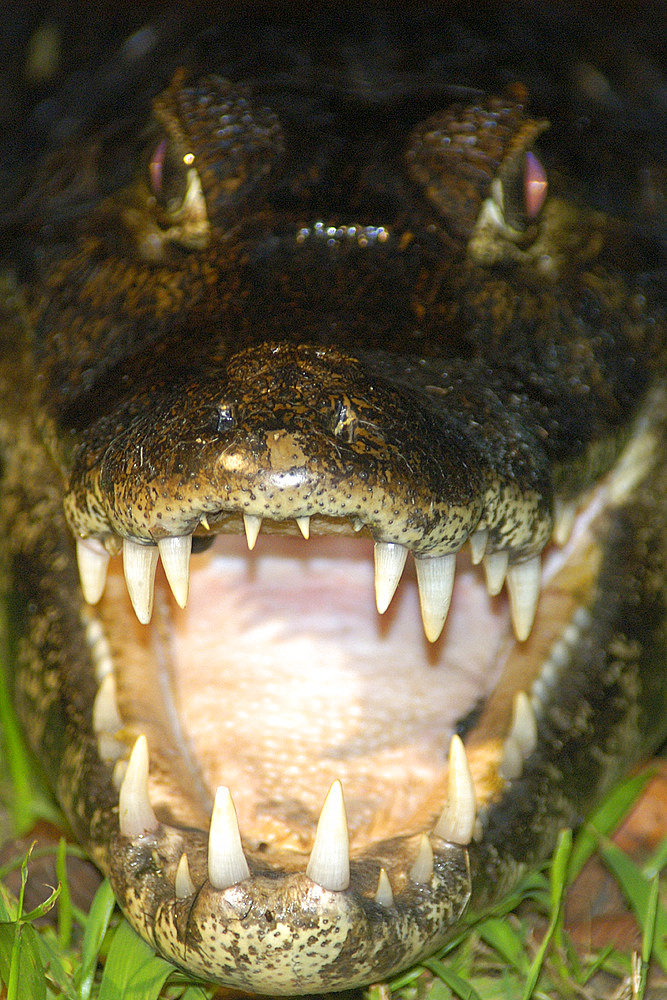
xmin=77 ymin=878 xmax=116 ymax=1000
xmin=98 ymin=918 xmax=175 ymax=1000
xmin=597 ymin=837 xmax=666 ymax=973
xmin=422 ymin=956 xmax=484 ymax=1000
xmin=478 ymin=916 xmax=530 ymax=975
xmin=56 ymin=837 xmax=73 ymax=950
xmin=567 ymin=772 xmax=652 ymax=883
xmin=521 ymin=828 xmax=572 ymax=1000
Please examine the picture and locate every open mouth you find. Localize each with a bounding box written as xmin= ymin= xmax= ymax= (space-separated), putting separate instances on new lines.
xmin=64 ymin=378 xmax=660 ymax=993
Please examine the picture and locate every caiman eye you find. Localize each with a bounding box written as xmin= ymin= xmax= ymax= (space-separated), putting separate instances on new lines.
xmin=147 ymin=136 xmax=190 ymax=213
xmin=524 ymin=150 xmax=548 ymax=220
xmin=499 ymin=149 xmax=549 ymax=231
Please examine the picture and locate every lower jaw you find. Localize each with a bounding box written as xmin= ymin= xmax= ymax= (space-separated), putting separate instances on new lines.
xmin=50 ymin=392 xmax=665 ymax=993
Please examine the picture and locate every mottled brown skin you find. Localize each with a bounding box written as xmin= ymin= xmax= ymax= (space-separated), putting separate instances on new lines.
xmin=0 ymin=15 xmax=665 ymax=994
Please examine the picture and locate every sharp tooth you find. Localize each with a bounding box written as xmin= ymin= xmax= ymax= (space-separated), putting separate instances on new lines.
xmin=498 ymin=736 xmax=523 ymax=780
xmin=507 ymin=555 xmax=541 ymax=641
xmin=409 ymin=833 xmax=434 ymax=884
xmin=433 ymin=734 xmax=477 ymax=845
xmin=374 ymin=867 xmax=394 ymax=907
xmin=509 ymin=690 xmax=537 ymax=758
xmin=119 ymin=735 xmax=159 ymax=838
xmin=415 ymin=553 xmax=456 ymax=642
xmin=243 ymin=514 xmax=262 ymax=550
xmin=207 ymin=786 xmax=250 ymax=890
xmin=76 ymin=537 xmax=110 ymax=604
xmin=112 ymin=759 xmax=127 ymax=791
xmin=296 ymin=516 xmax=310 ymax=540
xmin=158 ymin=535 xmax=192 ymax=608
xmin=92 ymin=673 xmax=122 ymax=735
xmin=553 ymin=498 xmax=577 ymax=546
xmin=374 ymin=542 xmax=408 ymax=613
xmin=122 ymin=539 xmax=159 ymax=624
xmin=175 ymin=852 xmax=195 ymax=899
xmin=483 ymin=550 xmax=508 ymax=595
xmin=469 ymin=529 xmax=488 ymax=565
xmin=200 ymin=514 xmax=210 ymax=531
xmin=306 ymin=780 xmax=350 ymax=891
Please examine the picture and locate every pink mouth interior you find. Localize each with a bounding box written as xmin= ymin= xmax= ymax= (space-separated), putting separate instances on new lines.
xmin=104 ymin=534 xmax=513 ymax=849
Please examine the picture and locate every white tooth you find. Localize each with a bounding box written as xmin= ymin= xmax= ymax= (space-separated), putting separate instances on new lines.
xmin=112 ymin=759 xmax=127 ymax=791
xmin=119 ymin=735 xmax=159 ymax=838
xmin=296 ymin=516 xmax=310 ymax=540
xmin=509 ymin=691 xmax=537 ymax=758
xmin=207 ymin=786 xmax=250 ymax=890
xmin=122 ymin=539 xmax=159 ymax=624
xmin=76 ymin=537 xmax=110 ymax=605
xmin=409 ymin=834 xmax=434 ymax=884
xmin=243 ymin=514 xmax=262 ymax=550
xmin=175 ymin=852 xmax=195 ymax=899
xmin=507 ymin=555 xmax=541 ymax=641
xmin=469 ymin=529 xmax=488 ymax=565
xmin=200 ymin=515 xmax=210 ymax=531
xmin=553 ymin=498 xmax=577 ymax=546
xmin=374 ymin=867 xmax=394 ymax=907
xmin=97 ymin=734 xmax=125 ymax=764
xmin=433 ymin=734 xmax=477 ymax=845
xmin=498 ymin=737 xmax=523 ymax=780
xmin=483 ymin=550 xmax=509 ymax=596
xmin=374 ymin=542 xmax=408 ymax=614
xmin=158 ymin=535 xmax=192 ymax=608
xmin=306 ymin=780 xmax=350 ymax=891
xmin=92 ymin=673 xmax=122 ymax=735
xmin=415 ymin=553 xmax=456 ymax=642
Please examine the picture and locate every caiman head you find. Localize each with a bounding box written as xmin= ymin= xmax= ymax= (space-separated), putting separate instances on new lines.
xmin=0 ymin=13 xmax=665 ymax=994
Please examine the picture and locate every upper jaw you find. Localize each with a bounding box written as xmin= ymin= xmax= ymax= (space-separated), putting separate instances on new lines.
xmin=67 ymin=373 xmax=664 ymax=991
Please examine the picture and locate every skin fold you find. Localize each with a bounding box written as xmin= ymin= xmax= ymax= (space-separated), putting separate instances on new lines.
xmin=0 ymin=6 xmax=664 ymax=993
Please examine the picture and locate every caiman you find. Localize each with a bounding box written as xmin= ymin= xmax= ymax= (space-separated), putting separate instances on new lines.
xmin=0 ymin=6 xmax=664 ymax=994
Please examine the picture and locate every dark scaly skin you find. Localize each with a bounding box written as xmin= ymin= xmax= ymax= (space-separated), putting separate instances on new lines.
xmin=0 ymin=12 xmax=665 ymax=993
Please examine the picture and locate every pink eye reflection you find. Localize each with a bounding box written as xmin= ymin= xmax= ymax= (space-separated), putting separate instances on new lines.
xmin=524 ymin=150 xmax=548 ymax=219
xmin=149 ymin=137 xmax=167 ymax=197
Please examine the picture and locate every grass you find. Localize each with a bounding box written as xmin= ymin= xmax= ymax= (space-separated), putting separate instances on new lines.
xmin=0 ymin=597 xmax=664 ymax=998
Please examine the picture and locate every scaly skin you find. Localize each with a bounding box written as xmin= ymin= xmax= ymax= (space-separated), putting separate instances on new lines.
xmin=0 ymin=11 xmax=665 ymax=993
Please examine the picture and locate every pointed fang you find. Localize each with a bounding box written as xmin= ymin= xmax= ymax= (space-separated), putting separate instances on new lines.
xmin=483 ymin=550 xmax=509 ymax=596
xmin=306 ymin=780 xmax=350 ymax=891
xmin=158 ymin=535 xmax=192 ymax=608
xmin=409 ymin=833 xmax=434 ymax=884
xmin=123 ymin=539 xmax=159 ymax=624
xmin=415 ymin=553 xmax=456 ymax=642
xmin=553 ymin=498 xmax=577 ymax=546
xmin=207 ymin=786 xmax=250 ymax=890
xmin=76 ymin=537 xmax=110 ymax=605
xmin=507 ymin=555 xmax=541 ymax=641
xmin=374 ymin=868 xmax=394 ymax=907
xmin=296 ymin=516 xmax=310 ymax=539
xmin=433 ymin=734 xmax=477 ymax=845
xmin=175 ymin=852 xmax=195 ymax=899
xmin=119 ymin=735 xmax=159 ymax=838
xmin=469 ymin=529 xmax=488 ymax=565
xmin=243 ymin=514 xmax=262 ymax=550
xmin=374 ymin=542 xmax=408 ymax=614
xmin=92 ymin=673 xmax=122 ymax=735
xmin=509 ymin=690 xmax=537 ymax=758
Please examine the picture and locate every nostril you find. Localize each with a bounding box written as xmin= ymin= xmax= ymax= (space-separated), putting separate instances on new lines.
xmin=214 ymin=403 xmax=236 ymax=434
xmin=331 ymin=397 xmax=359 ymax=443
